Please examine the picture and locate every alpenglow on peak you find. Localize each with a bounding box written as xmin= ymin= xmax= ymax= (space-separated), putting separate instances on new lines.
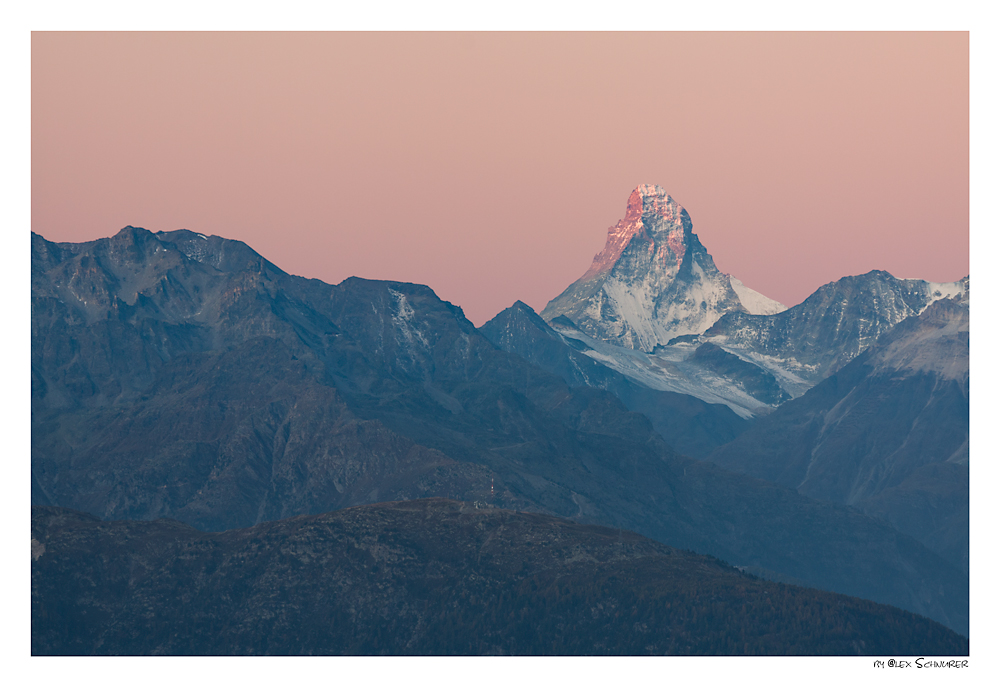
xmin=540 ymin=185 xmax=785 ymax=352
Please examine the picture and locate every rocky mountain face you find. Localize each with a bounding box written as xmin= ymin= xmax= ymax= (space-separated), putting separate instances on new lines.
xmin=689 ymin=343 xmax=791 ymax=406
xmin=31 ymin=500 xmax=968 ymax=656
xmin=32 ymin=228 xmax=493 ymax=527
xmin=32 ymin=227 xmax=968 ymax=635
xmin=703 ymin=271 xmax=968 ymax=385
xmin=708 ymin=297 xmax=969 ymax=571
xmin=541 ymin=185 xmax=784 ymax=352
xmin=479 ymin=301 xmax=750 ymax=458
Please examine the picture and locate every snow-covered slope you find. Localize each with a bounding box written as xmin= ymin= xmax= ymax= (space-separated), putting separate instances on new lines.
xmin=547 ymin=318 xmax=781 ymax=419
xmin=541 ymin=185 xmax=783 ymax=352
xmin=729 ymin=277 xmax=787 ymax=315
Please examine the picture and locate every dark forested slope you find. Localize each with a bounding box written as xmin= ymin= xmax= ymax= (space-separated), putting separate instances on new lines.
xmin=31 ymin=501 xmax=968 ymax=656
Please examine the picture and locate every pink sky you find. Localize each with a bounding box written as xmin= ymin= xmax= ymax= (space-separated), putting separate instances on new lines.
xmin=31 ymin=32 xmax=968 ymax=326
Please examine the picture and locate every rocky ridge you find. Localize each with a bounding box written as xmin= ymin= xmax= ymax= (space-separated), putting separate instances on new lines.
xmin=703 ymin=272 xmax=968 ymax=385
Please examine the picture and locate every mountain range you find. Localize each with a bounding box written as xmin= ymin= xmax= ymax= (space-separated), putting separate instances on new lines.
xmin=537 ymin=186 xmax=966 ymax=419
xmin=30 ymin=185 xmax=970 ymax=650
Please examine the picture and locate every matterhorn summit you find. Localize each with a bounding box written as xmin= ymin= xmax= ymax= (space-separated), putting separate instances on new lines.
xmin=541 ymin=185 xmax=785 ymax=351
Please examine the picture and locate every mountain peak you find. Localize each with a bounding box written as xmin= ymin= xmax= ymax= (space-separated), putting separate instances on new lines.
xmin=624 ymin=184 xmax=684 ymax=225
xmin=542 ymin=186 xmax=756 ymax=351
xmin=582 ymin=185 xmax=692 ymax=281
xmin=109 ymin=225 xmax=156 ymax=246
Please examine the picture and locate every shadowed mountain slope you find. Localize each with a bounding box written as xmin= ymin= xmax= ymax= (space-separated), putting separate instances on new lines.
xmin=709 ymin=297 xmax=969 ymax=571
xmin=31 ymin=501 xmax=968 ymax=656
xmin=480 ymin=300 xmax=749 ymax=458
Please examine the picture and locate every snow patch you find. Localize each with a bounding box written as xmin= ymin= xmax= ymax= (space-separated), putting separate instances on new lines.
xmin=729 ymin=276 xmax=787 ymax=315
xmin=921 ymin=280 xmax=966 ymax=309
xmin=897 ymin=279 xmax=969 ymax=314
xmin=389 ymin=288 xmax=429 ymax=350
